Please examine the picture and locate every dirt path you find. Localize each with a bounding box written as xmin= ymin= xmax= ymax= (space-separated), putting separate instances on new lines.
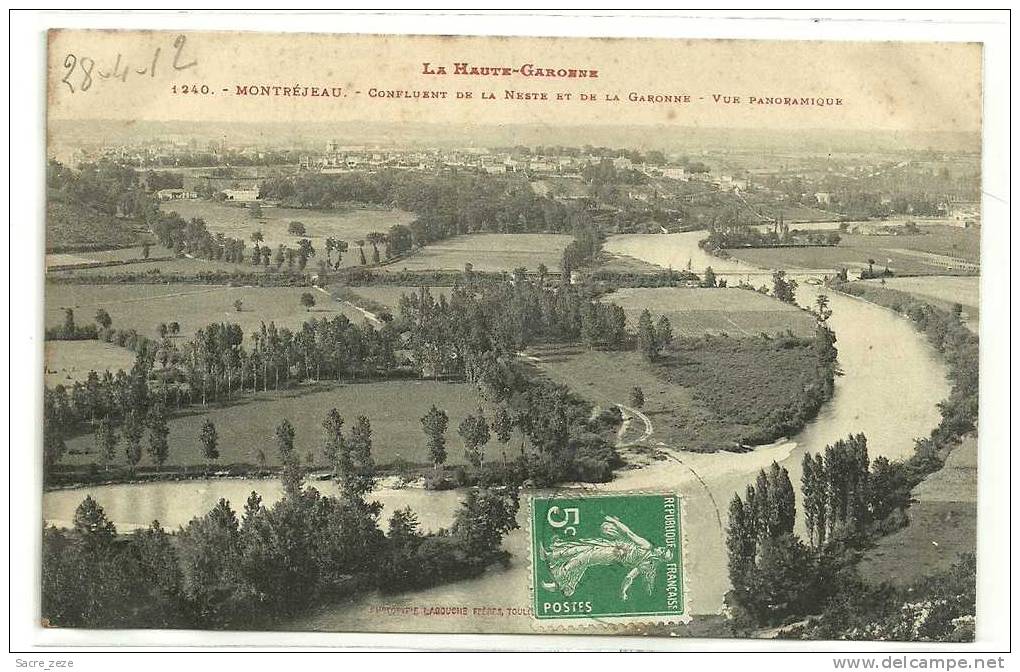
xmin=614 ymin=401 xmax=725 ymax=536
xmin=315 ymin=286 xmax=384 ymax=326
xmin=614 ymin=403 xmax=653 ymax=446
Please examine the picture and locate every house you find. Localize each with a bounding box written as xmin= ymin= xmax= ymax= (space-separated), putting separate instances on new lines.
xmin=660 ymin=166 xmax=687 ymax=181
xmin=223 ymin=188 xmax=261 ymax=202
xmin=156 ymin=188 xmax=197 ymax=201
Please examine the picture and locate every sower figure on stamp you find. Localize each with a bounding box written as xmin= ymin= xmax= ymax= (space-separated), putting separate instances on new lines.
xmin=540 ymin=515 xmax=674 ymax=600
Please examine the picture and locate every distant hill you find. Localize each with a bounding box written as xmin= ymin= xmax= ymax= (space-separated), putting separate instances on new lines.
xmin=48 ymin=119 xmax=981 ymax=157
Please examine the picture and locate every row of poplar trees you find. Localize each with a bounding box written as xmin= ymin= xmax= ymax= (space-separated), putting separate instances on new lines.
xmin=726 ymin=432 xmax=880 ymax=625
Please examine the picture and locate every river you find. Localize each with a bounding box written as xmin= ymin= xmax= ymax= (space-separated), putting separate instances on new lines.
xmin=42 ymin=231 xmax=951 ymax=634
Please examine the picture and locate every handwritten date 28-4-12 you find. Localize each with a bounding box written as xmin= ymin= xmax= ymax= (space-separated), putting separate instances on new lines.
xmin=60 ymin=34 xmax=197 ymax=93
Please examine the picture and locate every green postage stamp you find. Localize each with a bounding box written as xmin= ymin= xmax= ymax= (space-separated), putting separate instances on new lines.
xmin=530 ymin=492 xmax=686 ymax=624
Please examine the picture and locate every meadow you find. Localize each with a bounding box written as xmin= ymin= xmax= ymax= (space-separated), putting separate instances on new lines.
xmin=45 ymin=283 xmax=370 ymax=340
xmin=384 ymin=233 xmax=571 ymax=273
xmin=45 ymin=340 xmax=138 ymax=387
xmin=603 ymin=287 xmax=818 ymax=337
xmin=527 ymin=335 xmax=825 ymax=453
xmin=164 ymin=200 xmax=415 ymax=258
xmin=61 ymin=379 xmax=496 ymax=469
xmin=858 ymin=435 xmax=977 ymax=586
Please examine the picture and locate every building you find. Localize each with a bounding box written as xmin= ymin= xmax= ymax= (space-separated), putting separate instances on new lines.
xmin=660 ymin=166 xmax=688 ymax=181
xmin=223 ymin=188 xmax=261 ymax=202
xmin=156 ymin=188 xmax=197 ymax=201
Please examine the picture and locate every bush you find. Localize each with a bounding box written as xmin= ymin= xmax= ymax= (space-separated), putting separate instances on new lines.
xmin=423 ymin=471 xmax=458 ymax=491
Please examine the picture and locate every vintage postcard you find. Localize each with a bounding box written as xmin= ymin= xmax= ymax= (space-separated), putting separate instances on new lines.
xmin=40 ymin=27 xmax=984 ymax=642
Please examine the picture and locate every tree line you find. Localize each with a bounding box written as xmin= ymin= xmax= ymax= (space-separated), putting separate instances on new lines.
xmin=43 ymin=407 xmax=520 ymax=629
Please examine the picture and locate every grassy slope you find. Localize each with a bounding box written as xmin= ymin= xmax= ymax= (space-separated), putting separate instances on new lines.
xmin=857 ymin=435 xmax=977 ymax=586
xmin=46 ymin=201 xmax=143 ymax=252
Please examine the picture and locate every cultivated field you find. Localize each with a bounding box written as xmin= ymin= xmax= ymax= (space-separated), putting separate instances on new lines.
xmin=385 ymin=233 xmax=571 ymax=273
xmin=164 ymin=200 xmax=415 ymax=258
xmin=858 ymin=435 xmax=977 ymax=586
xmin=727 ymin=225 xmax=980 ymax=276
xmin=46 ymin=283 xmax=370 ymax=339
xmin=604 ymin=287 xmax=818 ymax=337
xmin=46 ymin=250 xmax=263 ymax=279
xmin=45 ymin=340 xmax=137 ymax=387
xmin=61 ymin=380 xmax=495 ymax=468
xmin=596 ymin=253 xmax=672 ymax=274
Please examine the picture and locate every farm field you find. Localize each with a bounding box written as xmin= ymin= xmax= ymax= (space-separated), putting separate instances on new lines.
xmin=858 ymin=435 xmax=977 ymax=586
xmin=45 ymin=340 xmax=137 ymax=387
xmin=45 ymin=244 xmax=173 ymax=269
xmin=164 ymin=200 xmax=415 ymax=258
xmin=46 ymin=252 xmax=261 ymax=279
xmin=864 ymin=276 xmax=980 ymax=331
xmin=727 ymin=225 xmax=980 ymax=276
xmin=604 ymin=286 xmax=817 ymax=337
xmin=846 ymin=225 xmax=980 ymax=262
xmin=45 ymin=283 xmax=369 ymax=339
xmin=384 ymin=233 xmax=571 ymax=273
xmin=61 ymin=379 xmax=495 ymax=469
xmin=596 ymin=253 xmax=671 ymax=274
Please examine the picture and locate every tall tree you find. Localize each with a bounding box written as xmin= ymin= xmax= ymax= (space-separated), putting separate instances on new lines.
xmin=346 ymin=415 xmax=375 ymax=499
xmin=492 ymin=406 xmax=513 ymax=445
xmin=123 ymin=410 xmax=144 ymax=468
xmin=94 ymin=416 xmax=119 ymax=470
xmin=420 ymin=405 xmax=449 ymax=471
xmin=146 ymin=404 xmax=170 ymax=470
xmin=349 ymin=415 xmax=374 ymax=471
xmin=73 ymin=495 xmax=117 ymax=556
xmin=771 ymin=270 xmax=798 ymax=304
xmin=458 ymin=408 xmax=490 ymax=468
xmin=637 ymin=309 xmax=657 ymax=361
xmin=275 ymin=418 xmax=302 ymax=496
xmin=200 ymin=419 xmax=219 ymax=466
xmin=321 ymin=408 xmax=346 ymax=480
xmin=655 ymin=315 xmax=673 ymax=354
xmin=814 ymin=293 xmax=832 ymax=322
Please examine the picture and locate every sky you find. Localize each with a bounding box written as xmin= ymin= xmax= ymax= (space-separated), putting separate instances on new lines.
xmin=47 ymin=30 xmax=983 ymax=135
